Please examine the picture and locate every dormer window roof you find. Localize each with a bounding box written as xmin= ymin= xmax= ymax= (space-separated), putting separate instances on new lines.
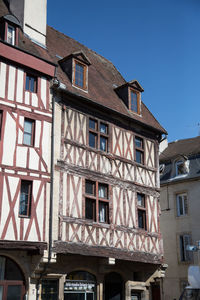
xmin=114 ymin=80 xmax=144 ymax=115
xmin=59 ymin=51 xmax=91 ymax=92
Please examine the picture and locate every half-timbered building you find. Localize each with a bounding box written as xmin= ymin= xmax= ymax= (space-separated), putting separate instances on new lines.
xmin=45 ymin=25 xmax=167 ymax=300
xmin=0 ymin=0 xmax=56 ymax=299
xmin=0 ymin=0 xmax=167 ymax=299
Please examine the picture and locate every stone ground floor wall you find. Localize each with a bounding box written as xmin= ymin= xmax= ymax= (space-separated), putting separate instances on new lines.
xmin=0 ymin=251 xmax=163 ymax=300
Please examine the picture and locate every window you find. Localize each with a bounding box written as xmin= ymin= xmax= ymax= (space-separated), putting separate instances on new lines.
xmin=135 ymin=136 xmax=144 ymax=164
xmin=41 ymin=279 xmax=59 ymax=300
xmin=130 ymin=89 xmax=140 ymax=114
xmin=85 ymin=180 xmax=109 ymax=223
xmin=6 ymin=24 xmax=15 ymax=45
xmin=88 ymin=118 xmax=109 ymax=152
xmin=19 ymin=180 xmax=32 ymax=217
xmin=179 ymin=234 xmax=192 ymax=262
xmin=73 ymin=60 xmax=87 ymax=90
xmin=23 ymin=118 xmax=35 ymax=146
xmin=137 ymin=193 xmax=146 ymax=230
xmin=176 ymin=160 xmax=188 ymax=176
xmin=177 ymin=193 xmax=188 ymax=217
xmin=25 ymin=74 xmax=37 ymax=93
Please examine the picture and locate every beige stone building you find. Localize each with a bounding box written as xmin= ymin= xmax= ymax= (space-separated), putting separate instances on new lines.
xmin=160 ymin=136 xmax=200 ymax=300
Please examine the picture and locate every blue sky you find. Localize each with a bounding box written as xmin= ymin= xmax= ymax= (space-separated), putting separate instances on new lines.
xmin=47 ymin=0 xmax=200 ymax=142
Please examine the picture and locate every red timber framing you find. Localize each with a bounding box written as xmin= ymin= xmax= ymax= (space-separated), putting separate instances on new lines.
xmin=55 ymin=103 xmax=163 ymax=263
xmin=0 ymin=42 xmax=55 ymax=246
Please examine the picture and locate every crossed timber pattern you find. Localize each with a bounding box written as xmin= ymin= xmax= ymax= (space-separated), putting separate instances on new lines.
xmin=1 ymin=111 xmax=49 ymax=173
xmin=62 ymin=222 xmax=161 ymax=255
xmin=64 ymin=109 xmax=86 ymax=144
xmin=112 ymin=127 xmax=134 ymax=160
xmin=145 ymin=140 xmax=155 ymax=168
xmin=147 ymin=195 xmax=159 ymax=233
xmin=0 ymin=175 xmax=47 ymax=242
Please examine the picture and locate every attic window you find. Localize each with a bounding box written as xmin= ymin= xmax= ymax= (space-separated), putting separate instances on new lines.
xmin=175 ymin=160 xmax=188 ymax=176
xmin=7 ymin=24 xmax=15 ymax=45
xmin=2 ymin=15 xmax=20 ymax=46
xmin=129 ymin=89 xmax=140 ymax=114
xmin=73 ymin=59 xmax=87 ymax=90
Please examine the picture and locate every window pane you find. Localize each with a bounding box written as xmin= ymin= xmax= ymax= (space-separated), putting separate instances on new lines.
xmin=0 ymin=286 xmax=3 ymax=300
xmin=23 ymin=119 xmax=34 ymax=146
xmin=85 ymin=199 xmax=96 ymax=221
xmin=100 ymin=136 xmax=107 ymax=151
xmin=98 ymin=184 xmax=108 ymax=199
xmin=23 ymin=133 xmax=32 ymax=145
xmin=135 ymin=137 xmax=143 ymax=148
xmin=30 ymin=77 xmax=35 ymax=92
xmin=24 ymin=119 xmax=32 ymax=134
xmin=85 ymin=181 xmax=95 ymax=195
xmin=137 ymin=194 xmax=145 ymax=207
xmin=89 ymin=132 xmax=97 ymax=148
xmin=131 ymin=91 xmax=138 ymax=112
xmin=138 ymin=210 xmax=146 ymax=229
xmin=19 ymin=181 xmax=31 ymax=216
xmin=100 ymin=123 xmax=107 ymax=134
xmin=26 ymin=75 xmax=36 ymax=92
xmin=75 ymin=63 xmax=84 ymax=88
xmin=0 ymin=257 xmax=5 ymax=280
xmin=99 ymin=201 xmax=108 ymax=223
xmin=7 ymin=25 xmax=15 ymax=45
xmin=7 ymin=285 xmax=21 ymax=300
xmin=179 ymin=196 xmax=183 ymax=215
xmin=136 ymin=150 xmax=143 ymax=164
xmin=89 ymin=119 xmax=97 ymax=130
xmin=42 ymin=279 xmax=58 ymax=300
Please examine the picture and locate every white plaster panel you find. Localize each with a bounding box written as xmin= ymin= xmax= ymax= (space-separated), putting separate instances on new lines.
xmin=16 ymin=69 xmax=24 ymax=103
xmin=32 ymin=93 xmax=38 ymax=107
xmin=113 ymin=186 xmax=123 ymax=226
xmin=2 ymin=112 xmax=16 ymax=166
xmin=25 ymin=91 xmax=30 ymax=105
xmin=124 ymin=131 xmax=134 ymax=160
xmin=65 ymin=109 xmax=74 ymax=140
xmin=126 ymin=190 xmax=135 ymax=228
xmin=18 ymin=128 xmax=23 ymax=144
xmin=36 ymin=182 xmax=44 ymax=238
xmin=41 ymin=77 xmax=47 ymax=108
xmin=29 ymin=148 xmax=39 ymax=170
xmin=0 ymin=62 xmax=6 ymax=99
xmin=41 ymin=121 xmax=51 ymax=170
xmin=16 ymin=147 xmax=28 ymax=168
xmin=69 ymin=175 xmax=82 ymax=218
xmin=35 ymin=120 xmax=41 ymax=148
xmin=62 ymin=173 xmax=67 ymax=216
xmin=8 ymin=66 xmax=16 ymax=101
xmin=76 ymin=147 xmax=86 ymax=167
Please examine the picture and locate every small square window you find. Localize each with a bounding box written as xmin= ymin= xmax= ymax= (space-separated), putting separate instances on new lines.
xmin=19 ymin=180 xmax=32 ymax=217
xmin=7 ymin=25 xmax=15 ymax=45
xmin=23 ymin=118 xmax=35 ymax=146
xmin=25 ymin=74 xmax=37 ymax=93
xmin=73 ymin=60 xmax=87 ymax=90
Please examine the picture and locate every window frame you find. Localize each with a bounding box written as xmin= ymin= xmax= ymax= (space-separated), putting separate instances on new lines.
xmin=179 ymin=234 xmax=192 ymax=262
xmin=135 ymin=136 xmax=144 ymax=165
xmin=137 ymin=193 xmax=147 ymax=230
xmin=88 ymin=118 xmax=109 ymax=152
xmin=175 ymin=160 xmax=187 ymax=176
xmin=85 ymin=180 xmax=109 ymax=223
xmin=25 ymin=73 xmax=37 ymax=93
xmin=73 ymin=59 xmax=87 ymax=90
xmin=176 ymin=193 xmax=188 ymax=217
xmin=19 ymin=180 xmax=32 ymax=218
xmin=23 ymin=118 xmax=35 ymax=146
xmin=129 ymin=88 xmax=140 ymax=114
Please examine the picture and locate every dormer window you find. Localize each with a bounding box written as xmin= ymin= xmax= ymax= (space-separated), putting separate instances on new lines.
xmin=1 ymin=15 xmax=20 ymax=46
xmin=130 ymin=89 xmax=140 ymax=114
xmin=73 ymin=59 xmax=87 ymax=89
xmin=176 ymin=160 xmax=187 ymax=176
xmin=7 ymin=24 xmax=15 ymax=45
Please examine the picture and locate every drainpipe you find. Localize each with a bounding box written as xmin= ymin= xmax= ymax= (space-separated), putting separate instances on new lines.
xmin=35 ymin=76 xmax=56 ymax=300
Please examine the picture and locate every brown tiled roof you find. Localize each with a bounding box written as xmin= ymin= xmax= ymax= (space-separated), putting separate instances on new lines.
xmin=0 ymin=0 xmax=166 ymax=134
xmin=160 ymin=136 xmax=200 ymax=162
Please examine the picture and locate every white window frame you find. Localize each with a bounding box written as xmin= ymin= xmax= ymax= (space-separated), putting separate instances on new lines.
xmin=177 ymin=193 xmax=188 ymax=217
xmin=7 ymin=24 xmax=15 ymax=45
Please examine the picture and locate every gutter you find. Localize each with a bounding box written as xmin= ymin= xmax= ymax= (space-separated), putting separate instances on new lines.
xmin=51 ymin=81 xmax=166 ymax=137
xmin=35 ymin=75 xmax=56 ymax=300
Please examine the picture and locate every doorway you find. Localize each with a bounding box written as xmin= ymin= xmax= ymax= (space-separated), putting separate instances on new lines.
xmin=104 ymin=272 xmax=123 ymax=300
xmin=0 ymin=256 xmax=25 ymax=300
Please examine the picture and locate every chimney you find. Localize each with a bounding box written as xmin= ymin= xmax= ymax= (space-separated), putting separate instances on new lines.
xmin=7 ymin=0 xmax=47 ymax=47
